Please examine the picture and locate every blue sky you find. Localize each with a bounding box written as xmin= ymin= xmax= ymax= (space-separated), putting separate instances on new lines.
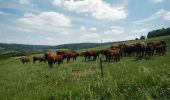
xmin=0 ymin=0 xmax=170 ymax=45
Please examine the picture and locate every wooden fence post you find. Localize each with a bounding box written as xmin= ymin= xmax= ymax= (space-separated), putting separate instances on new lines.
xmin=100 ymin=40 xmax=104 ymax=77
xmin=100 ymin=57 xmax=104 ymax=77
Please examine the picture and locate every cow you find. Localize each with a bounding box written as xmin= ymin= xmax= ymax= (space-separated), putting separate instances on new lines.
xmin=135 ymin=42 xmax=147 ymax=58
xmin=19 ymin=56 xmax=30 ymax=64
xmin=81 ymin=50 xmax=99 ymax=61
xmin=110 ymin=44 xmax=124 ymax=57
xmin=99 ymin=49 xmax=121 ymax=62
xmin=155 ymin=44 xmax=166 ymax=55
xmin=146 ymin=42 xmax=155 ymax=56
xmin=110 ymin=45 xmax=120 ymax=49
xmin=123 ymin=44 xmax=136 ymax=56
xmin=56 ymin=50 xmax=79 ymax=62
xmin=148 ymin=40 xmax=166 ymax=55
xmin=135 ymin=42 xmax=154 ymax=59
xmin=33 ymin=56 xmax=46 ymax=63
xmin=44 ymin=52 xmax=64 ymax=68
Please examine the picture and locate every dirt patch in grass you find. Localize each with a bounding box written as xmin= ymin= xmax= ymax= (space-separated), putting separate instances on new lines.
xmin=72 ymin=67 xmax=96 ymax=76
xmin=11 ymin=56 xmax=30 ymax=59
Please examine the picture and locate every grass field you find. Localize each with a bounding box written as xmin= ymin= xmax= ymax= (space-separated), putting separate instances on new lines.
xmin=0 ymin=36 xmax=170 ymax=100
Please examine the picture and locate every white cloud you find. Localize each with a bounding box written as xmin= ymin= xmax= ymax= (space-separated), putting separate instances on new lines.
xmin=18 ymin=12 xmax=71 ymax=28
xmin=79 ymin=32 xmax=100 ymax=39
xmin=123 ymin=36 xmax=138 ymax=41
xmin=133 ymin=9 xmax=170 ymax=24
xmin=80 ymin=26 xmax=86 ymax=31
xmin=89 ymin=27 xmax=96 ymax=31
xmin=53 ymin=0 xmax=127 ymax=20
xmin=80 ymin=26 xmax=97 ymax=32
xmin=45 ymin=37 xmax=58 ymax=45
xmin=104 ymin=26 xmax=124 ymax=35
xmin=19 ymin=0 xmax=32 ymax=5
xmin=52 ymin=0 xmax=62 ymax=7
xmin=164 ymin=12 xmax=170 ymax=20
xmin=77 ymin=26 xmax=101 ymax=42
xmin=150 ymin=0 xmax=164 ymax=3
xmin=0 ymin=11 xmax=8 ymax=16
xmin=16 ymin=27 xmax=32 ymax=32
xmin=130 ymin=28 xmax=149 ymax=34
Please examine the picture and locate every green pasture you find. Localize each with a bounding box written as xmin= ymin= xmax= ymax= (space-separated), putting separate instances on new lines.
xmin=0 ymin=36 xmax=170 ymax=100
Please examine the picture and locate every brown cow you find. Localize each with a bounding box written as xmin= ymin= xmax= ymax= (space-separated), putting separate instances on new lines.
xmin=81 ymin=50 xmax=99 ymax=61
xmin=155 ymin=44 xmax=166 ymax=55
xmin=44 ymin=52 xmax=64 ymax=68
xmin=147 ymin=40 xmax=166 ymax=55
xmin=135 ymin=41 xmax=155 ymax=59
xmin=19 ymin=56 xmax=30 ymax=64
xmin=110 ymin=44 xmax=124 ymax=57
xmin=123 ymin=44 xmax=136 ymax=56
xmin=110 ymin=45 xmax=120 ymax=49
xmin=56 ymin=50 xmax=79 ymax=62
xmin=33 ymin=56 xmax=46 ymax=63
xmin=101 ymin=49 xmax=121 ymax=62
xmin=135 ymin=42 xmax=147 ymax=58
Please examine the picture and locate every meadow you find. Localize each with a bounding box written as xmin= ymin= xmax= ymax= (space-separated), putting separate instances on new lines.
xmin=0 ymin=36 xmax=170 ymax=100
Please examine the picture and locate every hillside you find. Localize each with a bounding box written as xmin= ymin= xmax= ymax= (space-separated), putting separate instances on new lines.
xmin=1 ymin=35 xmax=170 ymax=60
xmin=0 ymin=43 xmax=102 ymax=53
xmin=80 ymin=35 xmax=170 ymax=51
xmin=0 ymin=36 xmax=170 ymax=99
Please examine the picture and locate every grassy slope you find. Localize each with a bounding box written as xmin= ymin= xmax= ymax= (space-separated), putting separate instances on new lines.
xmin=0 ymin=36 xmax=170 ymax=100
xmin=80 ymin=35 xmax=170 ymax=51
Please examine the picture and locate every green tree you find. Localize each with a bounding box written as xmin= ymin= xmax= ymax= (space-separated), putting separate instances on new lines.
xmin=140 ymin=36 xmax=145 ymax=40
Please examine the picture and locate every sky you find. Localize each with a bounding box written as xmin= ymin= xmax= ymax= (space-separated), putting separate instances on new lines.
xmin=0 ymin=0 xmax=170 ymax=45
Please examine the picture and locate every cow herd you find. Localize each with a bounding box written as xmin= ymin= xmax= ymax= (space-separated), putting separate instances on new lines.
xmin=19 ymin=40 xmax=166 ymax=68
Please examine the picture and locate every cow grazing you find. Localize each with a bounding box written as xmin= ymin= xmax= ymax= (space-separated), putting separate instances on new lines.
xmin=135 ymin=42 xmax=155 ymax=59
xmin=110 ymin=44 xmax=123 ymax=57
xmin=19 ymin=56 xmax=30 ymax=64
xmin=123 ymin=44 xmax=136 ymax=56
xmin=148 ymin=40 xmax=166 ymax=55
xmin=81 ymin=50 xmax=99 ymax=61
xmin=135 ymin=42 xmax=147 ymax=58
xmin=44 ymin=52 xmax=64 ymax=68
xmin=110 ymin=45 xmax=120 ymax=49
xmin=155 ymin=44 xmax=166 ymax=55
xmin=99 ymin=49 xmax=121 ymax=62
xmin=56 ymin=50 xmax=79 ymax=62
xmin=33 ymin=56 xmax=46 ymax=63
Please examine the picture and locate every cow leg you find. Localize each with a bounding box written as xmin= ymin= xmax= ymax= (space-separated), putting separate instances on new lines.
xmin=33 ymin=59 xmax=35 ymax=63
xmin=105 ymin=56 xmax=108 ymax=61
xmin=163 ymin=47 xmax=166 ymax=55
xmin=117 ymin=55 xmax=120 ymax=61
xmin=109 ymin=57 xmax=111 ymax=62
xmin=58 ymin=61 xmax=61 ymax=65
xmin=48 ymin=62 xmax=53 ymax=68
xmin=93 ymin=56 xmax=95 ymax=60
xmin=88 ymin=56 xmax=91 ymax=61
xmin=67 ymin=57 xmax=69 ymax=62
xmin=85 ymin=56 xmax=87 ymax=61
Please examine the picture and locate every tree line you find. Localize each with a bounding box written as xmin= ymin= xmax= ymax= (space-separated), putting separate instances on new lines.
xmin=147 ymin=27 xmax=170 ymax=38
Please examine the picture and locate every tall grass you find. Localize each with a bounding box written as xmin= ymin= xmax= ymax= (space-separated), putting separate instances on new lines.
xmin=0 ymin=36 xmax=170 ymax=100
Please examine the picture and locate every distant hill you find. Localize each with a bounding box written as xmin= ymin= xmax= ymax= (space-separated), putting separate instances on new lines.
xmin=0 ymin=42 xmax=104 ymax=54
xmin=0 ymin=35 xmax=170 ymax=60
